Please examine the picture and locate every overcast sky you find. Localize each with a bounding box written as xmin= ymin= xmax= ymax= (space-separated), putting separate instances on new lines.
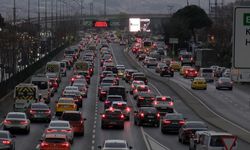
xmin=0 ymin=0 xmax=237 ymax=20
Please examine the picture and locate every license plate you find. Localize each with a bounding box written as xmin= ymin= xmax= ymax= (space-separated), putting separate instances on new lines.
xmin=148 ymin=116 xmax=154 ymax=118
xmin=172 ymin=122 xmax=178 ymax=125
xmin=110 ymin=122 xmax=117 ymax=125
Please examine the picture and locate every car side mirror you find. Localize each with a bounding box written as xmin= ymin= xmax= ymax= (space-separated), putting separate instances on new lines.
xmin=98 ymin=146 xmax=102 ymax=149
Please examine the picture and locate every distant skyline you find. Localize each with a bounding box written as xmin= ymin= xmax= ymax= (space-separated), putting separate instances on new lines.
xmin=0 ymin=0 xmax=237 ymax=20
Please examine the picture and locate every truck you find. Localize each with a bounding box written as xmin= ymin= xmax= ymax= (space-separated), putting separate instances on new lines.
xmin=73 ymin=61 xmax=89 ymax=76
xmin=45 ymin=61 xmax=61 ymax=83
xmin=231 ymin=68 xmax=250 ymax=83
xmin=14 ymin=83 xmax=38 ymax=112
xmin=195 ymin=48 xmax=218 ymax=69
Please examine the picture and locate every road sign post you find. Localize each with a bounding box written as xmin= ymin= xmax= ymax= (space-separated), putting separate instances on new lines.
xmin=169 ymin=38 xmax=178 ymax=58
xmin=233 ymin=7 xmax=250 ymax=69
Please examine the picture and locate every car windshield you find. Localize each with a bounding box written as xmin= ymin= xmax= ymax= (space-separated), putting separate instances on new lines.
xmin=50 ymin=122 xmax=69 ymax=127
xmin=105 ymin=142 xmax=126 ymax=148
xmin=7 ymin=114 xmax=25 ymax=119
xmin=0 ymin=133 xmax=8 ymax=138
xmin=45 ymin=138 xmax=66 ymax=143
xmin=108 ymin=97 xmax=123 ymax=101
xmin=142 ymin=108 xmax=157 ymax=113
xmin=220 ymin=78 xmax=231 ymax=82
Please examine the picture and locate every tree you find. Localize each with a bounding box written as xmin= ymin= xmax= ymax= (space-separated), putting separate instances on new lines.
xmin=165 ymin=5 xmax=212 ymax=44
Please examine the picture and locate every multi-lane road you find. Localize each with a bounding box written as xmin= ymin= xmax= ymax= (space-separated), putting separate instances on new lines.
xmin=0 ymin=40 xmax=249 ymax=150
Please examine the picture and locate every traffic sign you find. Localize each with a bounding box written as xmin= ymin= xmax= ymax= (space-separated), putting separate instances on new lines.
xmin=233 ymin=7 xmax=250 ymax=69
xmin=222 ymin=135 xmax=237 ymax=150
xmin=169 ymin=38 xmax=178 ymax=44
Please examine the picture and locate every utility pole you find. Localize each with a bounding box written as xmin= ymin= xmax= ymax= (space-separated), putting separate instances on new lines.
xmin=186 ymin=0 xmax=189 ymax=6
xmin=38 ymin=0 xmax=40 ymax=31
xmin=51 ymin=0 xmax=54 ymax=29
xmin=55 ymin=0 xmax=58 ymax=27
xmin=28 ymin=0 xmax=30 ymax=22
xmin=13 ymin=0 xmax=16 ymax=25
xmin=104 ymin=0 xmax=106 ymax=17
xmin=80 ymin=0 xmax=83 ymax=17
xmin=45 ymin=0 xmax=48 ymax=32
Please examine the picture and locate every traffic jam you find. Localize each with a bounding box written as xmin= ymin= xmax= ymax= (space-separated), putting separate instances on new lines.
xmin=0 ymin=32 xmax=239 ymax=150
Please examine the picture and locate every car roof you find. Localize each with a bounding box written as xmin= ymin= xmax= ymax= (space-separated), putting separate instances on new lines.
xmin=50 ymin=120 xmax=69 ymax=124
xmin=112 ymin=101 xmax=127 ymax=105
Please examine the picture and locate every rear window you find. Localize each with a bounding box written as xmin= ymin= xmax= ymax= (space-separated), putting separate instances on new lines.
xmin=202 ymin=69 xmax=213 ymax=73
xmin=0 ymin=133 xmax=8 ymax=138
xmin=109 ymin=87 xmax=125 ymax=95
xmin=112 ymin=104 xmax=126 ymax=109
xmin=182 ymin=54 xmax=192 ymax=58
xmin=45 ymin=138 xmax=66 ymax=143
xmin=62 ymin=113 xmax=81 ymax=121
xmin=7 ymin=114 xmax=25 ymax=119
xmin=50 ymin=122 xmax=68 ymax=127
xmin=142 ymin=108 xmax=157 ymax=113
xmin=105 ymin=110 xmax=122 ymax=115
xmin=209 ymin=136 xmax=225 ymax=147
xmin=108 ymin=96 xmax=123 ymax=101
xmin=165 ymin=114 xmax=183 ymax=120
xmin=105 ymin=142 xmax=126 ymax=148
xmin=144 ymin=42 xmax=152 ymax=47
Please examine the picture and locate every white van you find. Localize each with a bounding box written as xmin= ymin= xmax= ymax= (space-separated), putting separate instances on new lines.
xmin=189 ymin=131 xmax=237 ymax=150
xmin=199 ymin=68 xmax=214 ymax=82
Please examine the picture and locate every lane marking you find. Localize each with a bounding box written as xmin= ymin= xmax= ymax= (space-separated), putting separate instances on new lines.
xmin=127 ymin=50 xmax=250 ymax=134
xmin=143 ymin=131 xmax=171 ymax=150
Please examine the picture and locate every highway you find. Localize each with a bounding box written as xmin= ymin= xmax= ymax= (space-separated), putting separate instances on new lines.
xmin=0 ymin=40 xmax=249 ymax=150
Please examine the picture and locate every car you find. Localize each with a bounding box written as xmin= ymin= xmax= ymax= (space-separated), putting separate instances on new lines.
xmin=26 ymin=102 xmax=52 ymax=122
xmin=191 ymin=77 xmax=207 ymax=90
xmin=170 ymin=61 xmax=181 ymax=71
xmin=153 ymin=96 xmax=174 ymax=115
xmin=70 ymin=75 xmax=87 ymax=85
xmin=44 ymin=120 xmax=74 ymax=144
xmin=72 ymin=82 xmax=88 ymax=98
xmin=215 ymin=77 xmax=233 ymax=90
xmin=124 ymin=69 xmax=138 ymax=82
xmin=101 ymin=77 xmax=117 ymax=86
xmin=161 ymin=113 xmax=185 ymax=133
xmin=98 ymin=85 xmax=111 ymax=101
xmin=134 ymin=107 xmax=160 ymax=127
xmin=138 ymin=53 xmax=147 ymax=61
xmin=146 ymin=57 xmax=157 ymax=68
xmin=0 ymin=130 xmax=15 ymax=150
xmin=110 ymin=101 xmax=131 ymax=120
xmin=108 ymin=86 xmax=127 ymax=101
xmin=98 ymin=140 xmax=133 ymax=150
xmin=104 ymin=95 xmax=124 ymax=109
xmin=136 ymin=92 xmax=155 ymax=107
xmin=159 ymin=66 xmax=174 ymax=77
xmin=71 ymin=78 xmax=88 ymax=87
xmin=61 ymin=111 xmax=86 ymax=136
xmin=130 ymin=72 xmax=146 ymax=84
xmin=39 ymin=134 xmax=71 ymax=150
xmin=133 ymin=85 xmax=150 ymax=99
xmin=183 ymin=68 xmax=198 ymax=78
xmin=155 ymin=63 xmax=167 ymax=73
xmin=55 ymin=98 xmax=78 ymax=116
xmin=99 ymin=71 xmax=114 ymax=83
xmin=131 ymin=76 xmax=148 ymax=85
xmin=48 ymin=78 xmax=59 ymax=92
xmin=61 ymin=91 xmax=83 ymax=108
xmin=222 ymin=68 xmax=231 ymax=77
xmin=60 ymin=61 xmax=67 ymax=77
xmin=130 ymin=80 xmax=145 ymax=94
xmin=178 ymin=121 xmax=208 ymax=144
xmin=101 ymin=108 xmax=125 ymax=129
xmin=3 ymin=112 xmax=30 ymax=134
xmin=180 ymin=65 xmax=192 ymax=75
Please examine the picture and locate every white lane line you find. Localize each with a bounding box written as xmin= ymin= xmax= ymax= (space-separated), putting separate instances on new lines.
xmin=140 ymin=127 xmax=152 ymax=150
xmin=143 ymin=131 xmax=171 ymax=150
xmin=128 ymin=50 xmax=250 ymax=134
xmin=92 ymin=140 xmax=95 ymax=144
xmin=91 ymin=146 xmax=95 ymax=150
xmin=148 ymin=83 xmax=162 ymax=96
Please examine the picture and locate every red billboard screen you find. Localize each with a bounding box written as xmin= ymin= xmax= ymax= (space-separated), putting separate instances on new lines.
xmin=93 ymin=21 xmax=110 ymax=28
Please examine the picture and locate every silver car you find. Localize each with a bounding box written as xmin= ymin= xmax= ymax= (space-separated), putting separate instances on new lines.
xmin=98 ymin=140 xmax=133 ymax=150
xmin=215 ymin=77 xmax=233 ymax=90
xmin=44 ymin=120 xmax=74 ymax=143
xmin=3 ymin=112 xmax=30 ymax=134
xmin=0 ymin=130 xmax=15 ymax=150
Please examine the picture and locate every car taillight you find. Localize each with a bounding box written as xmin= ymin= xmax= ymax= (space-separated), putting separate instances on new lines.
xmin=151 ymin=97 xmax=155 ymax=100
xmin=163 ymin=120 xmax=171 ymax=124
xmin=20 ymin=120 xmax=28 ymax=125
xmin=3 ymin=120 xmax=11 ymax=125
xmin=157 ymin=113 xmax=160 ymax=118
xmin=120 ymin=114 xmax=125 ymax=119
xmin=41 ymin=142 xmax=49 ymax=147
xmin=180 ymin=57 xmax=183 ymax=61
xmin=102 ymin=114 xmax=106 ymax=118
xmin=30 ymin=110 xmax=36 ymax=114
xmin=126 ymin=107 xmax=130 ymax=112
xmin=179 ymin=120 xmax=185 ymax=125
xmin=138 ymin=96 xmax=144 ymax=100
xmin=134 ymin=89 xmax=138 ymax=93
xmin=131 ymin=85 xmax=134 ymax=89
xmin=104 ymin=100 xmax=110 ymax=104
xmin=45 ymin=110 xmax=51 ymax=114
xmin=46 ymin=129 xmax=57 ymax=133
xmin=154 ymin=101 xmax=158 ymax=105
xmin=61 ymin=129 xmax=71 ymax=133
xmin=80 ymin=120 xmax=83 ymax=124
xmin=185 ymin=70 xmax=188 ymax=74
xmin=62 ymin=142 xmax=70 ymax=147
xmin=2 ymin=140 xmax=11 ymax=145
xmin=71 ymin=78 xmax=75 ymax=81
xmin=140 ymin=113 xmax=144 ymax=118
xmin=168 ymin=101 xmax=174 ymax=106
xmin=101 ymin=91 xmax=106 ymax=94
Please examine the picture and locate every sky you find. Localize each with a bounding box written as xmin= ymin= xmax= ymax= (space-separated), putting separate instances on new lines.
xmin=0 ymin=0 xmax=237 ymax=20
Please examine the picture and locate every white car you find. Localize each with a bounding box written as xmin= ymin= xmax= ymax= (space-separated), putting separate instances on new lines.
xmin=98 ymin=140 xmax=133 ymax=150
xmin=153 ymin=96 xmax=174 ymax=114
xmin=3 ymin=112 xmax=30 ymax=134
xmin=44 ymin=120 xmax=74 ymax=143
xmin=111 ymin=101 xmax=131 ymax=120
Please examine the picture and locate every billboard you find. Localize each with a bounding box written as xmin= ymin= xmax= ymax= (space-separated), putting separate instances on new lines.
xmin=129 ymin=18 xmax=151 ymax=32
xmin=233 ymin=7 xmax=250 ymax=68
xmin=92 ymin=20 xmax=110 ymax=28
xmin=129 ymin=18 xmax=140 ymax=32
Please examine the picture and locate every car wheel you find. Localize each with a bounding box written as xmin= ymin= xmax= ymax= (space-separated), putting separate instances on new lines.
xmin=161 ymin=128 xmax=166 ymax=134
xmin=181 ymin=136 xmax=185 ymax=144
xmin=25 ymin=127 xmax=30 ymax=134
xmin=178 ymin=135 xmax=181 ymax=143
xmin=134 ymin=119 xmax=137 ymax=125
xmin=229 ymin=87 xmax=233 ymax=90
xmin=79 ymin=131 xmax=84 ymax=136
xmin=101 ymin=124 xmax=105 ymax=129
xmin=171 ymin=74 xmax=174 ymax=77
xmin=120 ymin=124 xmax=124 ymax=129
xmin=127 ymin=116 xmax=130 ymax=121
xmin=160 ymin=73 xmax=163 ymax=77
xmin=155 ymin=123 xmax=160 ymax=128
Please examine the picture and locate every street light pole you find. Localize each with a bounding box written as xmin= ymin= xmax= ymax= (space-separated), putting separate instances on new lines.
xmin=28 ymin=0 xmax=30 ymax=22
xmin=104 ymin=0 xmax=106 ymax=17
xmin=13 ymin=0 xmax=16 ymax=25
xmin=38 ymin=0 xmax=40 ymax=31
xmin=45 ymin=0 xmax=48 ymax=32
xmin=187 ymin=0 xmax=189 ymax=6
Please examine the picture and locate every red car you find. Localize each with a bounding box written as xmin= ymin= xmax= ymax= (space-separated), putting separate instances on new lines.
xmin=183 ymin=68 xmax=198 ymax=78
xmin=40 ymin=134 xmax=70 ymax=150
xmin=61 ymin=111 xmax=86 ymax=136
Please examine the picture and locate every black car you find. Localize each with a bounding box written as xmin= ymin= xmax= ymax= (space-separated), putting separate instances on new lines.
xmin=161 ymin=113 xmax=185 ymax=134
xmin=159 ymin=66 xmax=174 ymax=77
xmin=0 ymin=130 xmax=15 ymax=150
xmin=136 ymin=92 xmax=155 ymax=107
xmin=26 ymin=102 xmax=52 ymax=122
xmin=178 ymin=121 xmax=208 ymax=144
xmin=108 ymin=86 xmax=127 ymax=101
xmin=124 ymin=69 xmax=138 ymax=82
xmin=134 ymin=107 xmax=160 ymax=127
xmin=104 ymin=95 xmax=124 ymax=109
xmin=101 ymin=108 xmax=125 ymax=129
